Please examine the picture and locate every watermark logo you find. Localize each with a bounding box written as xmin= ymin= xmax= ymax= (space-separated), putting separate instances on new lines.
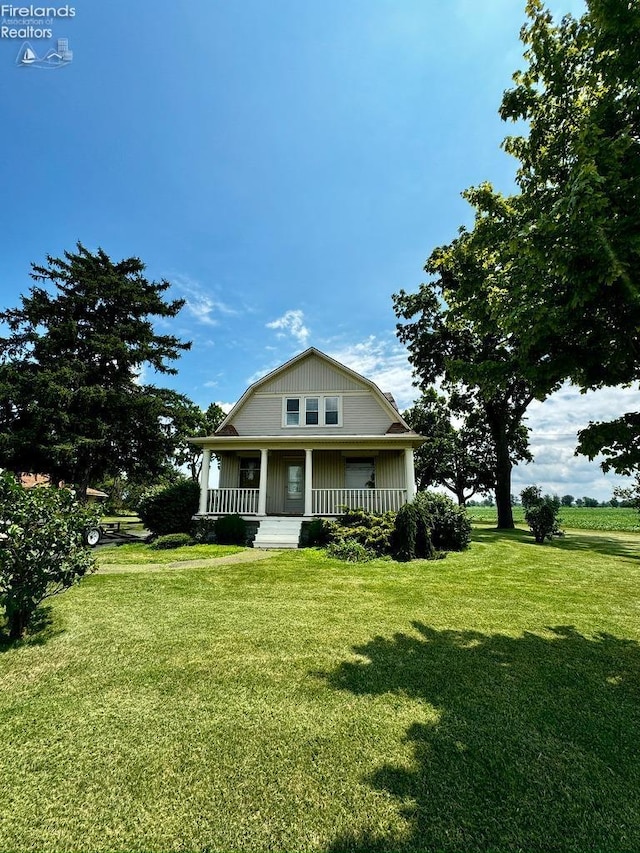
xmin=2 ymin=5 xmax=76 ymax=67
xmin=16 ymin=36 xmax=71 ymax=67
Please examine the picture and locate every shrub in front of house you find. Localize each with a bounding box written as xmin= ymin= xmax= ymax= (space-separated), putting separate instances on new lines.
xmin=393 ymin=492 xmax=470 ymax=561
xmin=137 ymin=480 xmax=200 ymax=536
xmin=191 ymin=517 xmax=217 ymax=544
xmin=414 ymin=491 xmax=472 ymax=552
xmin=394 ymin=500 xmax=435 ymax=561
xmin=326 ymin=508 xmax=396 ymax=556
xmin=149 ymin=533 xmax=194 ymax=550
xmin=214 ymin=514 xmax=248 ymax=545
xmin=326 ymin=539 xmax=374 ymax=563
xmin=301 ymin=518 xmax=333 ymax=547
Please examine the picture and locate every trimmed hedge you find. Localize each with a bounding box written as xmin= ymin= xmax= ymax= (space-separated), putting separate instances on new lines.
xmin=214 ymin=514 xmax=247 ymax=545
xmin=149 ymin=533 xmax=194 ymax=550
xmin=138 ymin=480 xmax=200 ymax=536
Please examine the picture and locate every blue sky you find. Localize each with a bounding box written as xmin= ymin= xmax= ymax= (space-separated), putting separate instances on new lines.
xmin=1 ymin=0 xmax=636 ymax=500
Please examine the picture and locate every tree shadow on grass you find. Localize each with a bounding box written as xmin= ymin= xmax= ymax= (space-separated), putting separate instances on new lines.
xmin=552 ymin=533 xmax=640 ymax=561
xmin=323 ymin=623 xmax=640 ymax=852
xmin=0 ymin=605 xmax=63 ymax=652
xmin=472 ymin=525 xmax=640 ymax=561
xmin=471 ymin=526 xmax=531 ymax=544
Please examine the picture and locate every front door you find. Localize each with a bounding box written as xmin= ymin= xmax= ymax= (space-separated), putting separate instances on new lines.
xmin=284 ymin=463 xmax=304 ymax=514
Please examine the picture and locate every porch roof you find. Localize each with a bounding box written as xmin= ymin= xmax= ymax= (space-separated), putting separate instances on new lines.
xmin=189 ymin=433 xmax=425 ymax=452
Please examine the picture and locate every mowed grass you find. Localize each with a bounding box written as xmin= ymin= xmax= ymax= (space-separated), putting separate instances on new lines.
xmin=1 ymin=529 xmax=640 ymax=852
xmin=468 ymin=504 xmax=640 ymax=531
xmin=96 ymin=542 xmax=245 ymax=565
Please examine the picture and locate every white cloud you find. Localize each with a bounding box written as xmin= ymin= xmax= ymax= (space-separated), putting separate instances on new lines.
xmin=216 ymin=401 xmax=235 ymax=415
xmin=512 ymin=384 xmax=639 ymax=501
xmin=266 ymin=310 xmax=310 ymax=345
xmin=326 ymin=335 xmax=418 ymax=411
xmin=170 ymin=274 xmax=238 ymax=327
xmin=132 ymin=363 xmax=147 ymax=386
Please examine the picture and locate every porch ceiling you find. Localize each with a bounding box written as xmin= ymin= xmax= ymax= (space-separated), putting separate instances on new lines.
xmin=189 ymin=433 xmax=425 ymax=451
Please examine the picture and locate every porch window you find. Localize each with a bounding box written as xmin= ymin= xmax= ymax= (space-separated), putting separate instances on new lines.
xmin=239 ymin=458 xmax=261 ymax=488
xmin=345 ymin=458 xmax=376 ymax=489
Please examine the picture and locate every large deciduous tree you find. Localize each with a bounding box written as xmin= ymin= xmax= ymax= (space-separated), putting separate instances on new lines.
xmin=398 ymin=0 xmax=640 ymax=524
xmin=403 ymin=388 xmax=530 ymax=506
xmin=498 ymin=0 xmax=640 ymax=467
xmin=395 ymin=188 xmax=559 ymax=529
xmin=0 ymin=244 xmax=191 ymax=498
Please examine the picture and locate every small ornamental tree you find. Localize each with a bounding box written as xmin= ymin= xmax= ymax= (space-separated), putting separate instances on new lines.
xmin=521 ymin=486 xmax=562 ymax=544
xmin=0 ymin=472 xmax=98 ymax=639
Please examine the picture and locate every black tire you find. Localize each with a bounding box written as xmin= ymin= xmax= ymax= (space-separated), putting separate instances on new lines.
xmin=83 ymin=526 xmax=102 ymax=547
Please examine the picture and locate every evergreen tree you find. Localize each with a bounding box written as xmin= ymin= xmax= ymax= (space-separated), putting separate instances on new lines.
xmin=0 ymin=244 xmax=191 ymax=498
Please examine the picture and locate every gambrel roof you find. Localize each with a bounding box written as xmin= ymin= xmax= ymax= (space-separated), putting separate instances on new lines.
xmin=215 ymin=347 xmax=414 ymax=435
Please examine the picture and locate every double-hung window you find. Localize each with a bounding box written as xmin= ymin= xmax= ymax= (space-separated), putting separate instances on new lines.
xmin=305 ymin=398 xmax=319 ymax=425
xmin=325 ymin=396 xmax=339 ymax=425
xmin=239 ymin=458 xmax=260 ymax=488
xmin=285 ymin=398 xmax=300 ymax=426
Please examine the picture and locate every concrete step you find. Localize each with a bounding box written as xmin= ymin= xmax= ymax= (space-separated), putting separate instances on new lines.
xmin=253 ymin=518 xmax=303 ymax=550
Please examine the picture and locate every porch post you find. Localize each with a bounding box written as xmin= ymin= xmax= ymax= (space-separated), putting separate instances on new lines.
xmin=304 ymin=448 xmax=313 ymax=516
xmin=404 ymin=447 xmax=416 ymax=502
xmin=258 ymin=448 xmax=268 ymax=515
xmin=199 ymin=447 xmax=211 ymax=514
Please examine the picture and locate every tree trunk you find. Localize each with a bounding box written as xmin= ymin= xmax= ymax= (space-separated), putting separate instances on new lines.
xmin=7 ymin=606 xmax=28 ymax=640
xmin=494 ymin=434 xmax=515 ymax=529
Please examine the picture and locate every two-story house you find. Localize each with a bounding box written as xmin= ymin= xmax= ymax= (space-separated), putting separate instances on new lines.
xmin=191 ymin=347 xmax=425 ymax=547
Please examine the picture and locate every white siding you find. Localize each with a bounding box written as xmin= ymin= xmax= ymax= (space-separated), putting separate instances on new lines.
xmin=312 ymin=451 xmax=344 ymax=488
xmin=341 ymin=394 xmax=392 ymax=435
xmin=260 ymin=354 xmax=364 ymax=393
xmin=232 ymin=392 xmax=393 ymax=436
xmin=219 ymin=454 xmax=239 ymax=489
xmin=232 ymin=396 xmax=282 ymax=435
xmin=375 ymin=451 xmax=405 ymax=488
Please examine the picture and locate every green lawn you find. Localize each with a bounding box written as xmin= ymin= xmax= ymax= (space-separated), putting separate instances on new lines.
xmin=96 ymin=542 xmax=245 ymax=565
xmin=1 ymin=529 xmax=639 ymax=852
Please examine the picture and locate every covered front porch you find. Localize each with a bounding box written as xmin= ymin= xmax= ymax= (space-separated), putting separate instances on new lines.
xmin=196 ymin=438 xmax=420 ymax=518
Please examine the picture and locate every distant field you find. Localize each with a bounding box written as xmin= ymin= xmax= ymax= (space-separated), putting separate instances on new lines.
xmin=467 ymin=505 xmax=640 ymax=532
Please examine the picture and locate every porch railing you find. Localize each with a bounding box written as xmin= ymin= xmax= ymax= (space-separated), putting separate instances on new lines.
xmin=207 ymin=488 xmax=259 ymax=515
xmin=312 ymin=488 xmax=407 ymax=515
xmin=204 ymin=487 xmax=408 ymax=516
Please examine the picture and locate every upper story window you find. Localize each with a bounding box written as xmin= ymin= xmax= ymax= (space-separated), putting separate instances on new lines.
xmin=283 ymin=396 xmax=341 ymax=427
xmin=305 ymin=397 xmax=319 ymax=425
xmin=285 ymin=398 xmax=300 ymax=426
xmin=325 ymin=396 xmax=339 ymax=425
